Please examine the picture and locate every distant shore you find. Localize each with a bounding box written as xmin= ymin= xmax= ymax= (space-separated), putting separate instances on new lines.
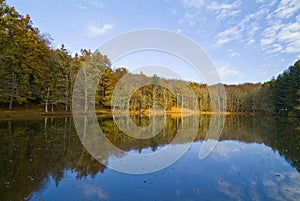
xmin=0 ymin=106 xmax=261 ymax=120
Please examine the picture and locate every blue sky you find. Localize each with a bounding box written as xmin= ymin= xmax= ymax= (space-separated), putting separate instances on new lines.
xmin=6 ymin=0 xmax=300 ymax=84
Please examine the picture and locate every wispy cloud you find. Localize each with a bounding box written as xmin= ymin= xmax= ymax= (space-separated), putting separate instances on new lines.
xmin=274 ymin=0 xmax=300 ymax=19
xmin=206 ymin=1 xmax=241 ymax=19
xmin=178 ymin=12 xmax=205 ymax=26
xmin=267 ymin=43 xmax=284 ymax=53
xmin=78 ymin=5 xmax=87 ymax=10
xmin=213 ymin=0 xmax=300 ymax=55
xmin=207 ymin=1 xmax=241 ymax=11
xmin=256 ymin=0 xmax=267 ymax=3
xmin=239 ymin=8 xmax=268 ymax=28
xmin=88 ymin=23 xmax=114 ymax=37
xmin=75 ymin=0 xmax=105 ymax=10
xmin=179 ymin=13 xmax=197 ymax=26
xmin=182 ymin=0 xmax=205 ymax=8
xmin=247 ymin=22 xmax=261 ymax=37
xmin=215 ymin=7 xmax=268 ymax=46
xmin=227 ymin=49 xmax=240 ymax=58
xmin=216 ymin=27 xmax=240 ymax=46
xmin=217 ymin=65 xmax=241 ymax=78
xmin=247 ymin=38 xmax=256 ymax=45
xmin=277 ymin=21 xmax=300 ymax=53
xmin=260 ymin=9 xmax=300 ymax=54
xmin=260 ymin=38 xmax=276 ymax=46
xmin=176 ymin=29 xmax=183 ymax=33
xmin=179 ymin=0 xmax=300 ymax=58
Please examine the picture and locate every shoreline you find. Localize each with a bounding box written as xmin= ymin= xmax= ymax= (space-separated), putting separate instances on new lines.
xmin=0 ymin=108 xmax=274 ymax=120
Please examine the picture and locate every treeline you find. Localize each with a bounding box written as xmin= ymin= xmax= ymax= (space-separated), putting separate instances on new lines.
xmin=0 ymin=1 xmax=299 ymax=115
xmin=224 ymin=60 xmax=300 ymax=115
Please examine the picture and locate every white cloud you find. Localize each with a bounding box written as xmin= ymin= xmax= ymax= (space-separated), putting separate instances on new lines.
xmin=88 ymin=23 xmax=114 ymax=37
xmin=277 ymin=22 xmax=300 ymax=42
xmin=75 ymin=0 xmax=105 ymax=10
xmin=214 ymin=7 xmax=268 ymax=46
xmin=180 ymin=0 xmax=300 ymax=55
xmin=263 ymin=23 xmax=284 ymax=39
xmin=261 ymin=20 xmax=300 ymax=53
xmin=285 ymin=40 xmax=300 ymax=53
xmin=79 ymin=5 xmax=87 ymax=10
xmin=217 ymin=66 xmax=241 ymax=77
xmin=87 ymin=0 xmax=106 ymax=9
xmin=176 ymin=29 xmax=183 ymax=33
xmin=207 ymin=1 xmax=240 ymax=11
xmin=227 ymin=49 xmax=240 ymax=58
xmin=181 ymin=13 xmax=197 ymax=26
xmin=211 ymin=0 xmax=300 ymax=55
xmin=247 ymin=38 xmax=256 ymax=45
xmin=178 ymin=11 xmax=205 ymax=27
xmin=216 ymin=27 xmax=241 ymax=46
xmin=274 ymin=0 xmax=300 ymax=19
xmin=240 ymin=8 xmax=268 ymax=26
xmin=182 ymin=0 xmax=205 ymax=8
xmin=258 ymin=0 xmax=277 ymax=10
xmin=247 ymin=22 xmax=261 ymax=37
xmin=256 ymin=0 xmax=267 ymax=3
xmin=267 ymin=44 xmax=284 ymax=53
xmin=206 ymin=1 xmax=241 ymax=19
xmin=261 ymin=38 xmax=275 ymax=46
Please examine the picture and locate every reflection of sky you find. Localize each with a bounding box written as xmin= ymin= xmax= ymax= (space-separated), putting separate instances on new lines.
xmin=127 ymin=145 xmax=166 ymax=154
xmin=30 ymin=141 xmax=300 ymax=201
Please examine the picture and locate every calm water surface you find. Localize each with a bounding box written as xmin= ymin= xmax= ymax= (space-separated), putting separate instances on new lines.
xmin=0 ymin=115 xmax=299 ymax=201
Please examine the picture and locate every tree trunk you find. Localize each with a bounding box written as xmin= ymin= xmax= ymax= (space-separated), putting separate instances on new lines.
xmin=9 ymin=72 xmax=16 ymax=110
xmin=153 ymin=87 xmax=156 ymax=107
xmin=65 ymin=74 xmax=69 ymax=111
xmin=45 ymin=87 xmax=49 ymax=113
xmin=44 ymin=117 xmax=48 ymax=142
xmin=44 ymin=117 xmax=48 ymax=132
xmin=9 ymin=94 xmax=13 ymax=110
xmin=163 ymin=88 xmax=166 ymax=112
xmin=181 ymin=94 xmax=184 ymax=108
xmin=83 ymin=68 xmax=88 ymax=113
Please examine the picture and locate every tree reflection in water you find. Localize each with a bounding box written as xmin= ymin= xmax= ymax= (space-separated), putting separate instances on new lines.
xmin=0 ymin=115 xmax=299 ymax=200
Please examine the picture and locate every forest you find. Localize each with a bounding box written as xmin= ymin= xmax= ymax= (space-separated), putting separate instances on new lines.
xmin=0 ymin=1 xmax=299 ymax=116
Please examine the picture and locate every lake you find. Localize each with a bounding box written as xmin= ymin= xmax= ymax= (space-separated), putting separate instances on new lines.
xmin=0 ymin=115 xmax=299 ymax=201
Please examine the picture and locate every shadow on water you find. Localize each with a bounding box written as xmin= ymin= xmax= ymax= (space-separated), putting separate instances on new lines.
xmin=0 ymin=115 xmax=299 ymax=200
